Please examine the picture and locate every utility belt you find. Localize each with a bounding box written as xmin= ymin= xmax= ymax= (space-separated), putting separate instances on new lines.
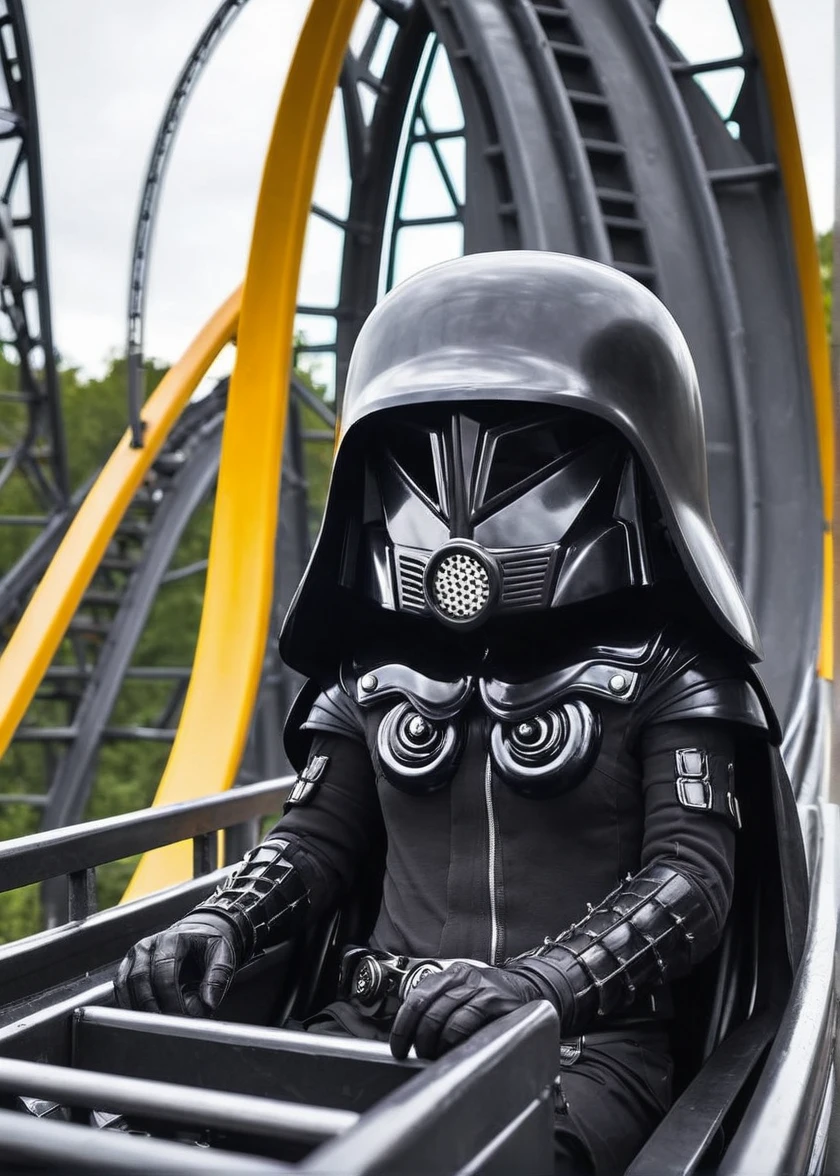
xmin=338 ymin=947 xmax=671 ymax=1044
xmin=339 ymin=947 xmax=480 ymax=1019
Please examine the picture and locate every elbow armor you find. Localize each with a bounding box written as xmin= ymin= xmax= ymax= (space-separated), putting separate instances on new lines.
xmin=191 ymin=838 xmax=309 ymax=964
xmin=508 ymin=861 xmax=720 ymax=1035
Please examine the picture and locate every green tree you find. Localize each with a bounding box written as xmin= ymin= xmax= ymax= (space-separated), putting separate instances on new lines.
xmin=0 ymin=350 xmax=333 ymax=942
xmin=0 ymin=355 xmax=169 ymax=937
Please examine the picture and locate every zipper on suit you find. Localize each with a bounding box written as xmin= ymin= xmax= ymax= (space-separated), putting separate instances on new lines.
xmin=484 ymin=751 xmax=502 ymax=964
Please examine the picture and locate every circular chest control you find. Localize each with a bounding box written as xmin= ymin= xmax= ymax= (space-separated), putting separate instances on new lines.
xmin=376 ymin=702 xmax=462 ymax=794
xmin=490 ymin=700 xmax=602 ymax=799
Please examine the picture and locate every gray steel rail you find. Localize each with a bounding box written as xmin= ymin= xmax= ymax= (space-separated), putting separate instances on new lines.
xmin=126 ymin=0 xmax=251 ymax=446
xmin=507 ymin=0 xmax=612 ymax=262
xmin=660 ymin=0 xmax=823 ymax=733
xmin=0 ymin=0 xmax=69 ymax=635
xmin=0 ymin=778 xmax=291 ymax=1012
xmin=0 ymin=1055 xmax=357 ymax=1144
xmin=0 ymin=477 xmax=88 ymax=627
xmin=0 ymin=1107 xmax=289 ymax=1173
xmin=0 ymin=873 xmax=230 ymax=1014
xmin=718 ymin=805 xmax=838 ymax=1174
xmin=0 ymin=775 xmax=291 ymax=895
xmin=0 ymin=0 xmax=67 ymax=503
xmin=568 ymin=0 xmax=758 ymax=596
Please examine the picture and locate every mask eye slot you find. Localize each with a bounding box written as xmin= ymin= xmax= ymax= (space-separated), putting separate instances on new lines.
xmin=474 ymin=415 xmax=610 ymax=514
xmin=480 ymin=425 xmax=549 ymax=504
xmin=383 ymin=424 xmax=444 ymax=511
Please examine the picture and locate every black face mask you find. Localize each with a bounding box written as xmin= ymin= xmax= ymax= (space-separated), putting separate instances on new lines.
xmin=353 ymin=405 xmax=672 ymax=631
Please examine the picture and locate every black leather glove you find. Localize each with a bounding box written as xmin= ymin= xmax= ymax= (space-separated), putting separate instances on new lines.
xmin=114 ymin=837 xmax=309 ymax=1019
xmin=389 ymin=961 xmax=543 ymax=1060
xmin=114 ymin=911 xmax=241 ymax=1017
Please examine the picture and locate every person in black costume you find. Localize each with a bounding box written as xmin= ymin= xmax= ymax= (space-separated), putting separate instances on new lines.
xmin=115 ymin=253 xmax=808 ymax=1175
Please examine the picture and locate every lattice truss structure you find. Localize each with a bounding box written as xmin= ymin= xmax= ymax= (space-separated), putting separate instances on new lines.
xmin=0 ymin=0 xmax=65 ymax=610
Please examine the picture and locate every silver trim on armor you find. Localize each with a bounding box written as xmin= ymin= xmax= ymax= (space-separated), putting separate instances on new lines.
xmin=675 ymin=747 xmax=713 ymax=812
xmin=728 ymin=792 xmax=743 ymax=829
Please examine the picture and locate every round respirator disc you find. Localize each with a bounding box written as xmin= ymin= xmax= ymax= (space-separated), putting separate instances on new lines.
xmin=424 ymin=543 xmax=499 ymax=628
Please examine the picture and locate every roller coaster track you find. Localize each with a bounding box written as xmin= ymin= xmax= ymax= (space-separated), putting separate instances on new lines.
xmin=0 ymin=1 xmax=833 ymax=1169
xmin=0 ymin=1 xmax=324 ymax=885
xmin=328 ymin=0 xmax=828 ymax=766
xmin=126 ymin=0 xmax=252 ymax=447
xmin=0 ymin=0 xmax=830 ymax=904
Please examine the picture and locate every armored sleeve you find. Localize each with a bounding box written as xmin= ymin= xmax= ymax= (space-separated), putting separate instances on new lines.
xmin=508 ymin=717 xmax=738 ymax=1035
xmin=264 ymin=687 xmax=384 ymax=918
xmin=189 ymin=691 xmax=380 ymax=962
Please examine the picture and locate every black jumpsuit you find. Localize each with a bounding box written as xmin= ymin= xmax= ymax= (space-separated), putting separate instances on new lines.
xmin=272 ymin=617 xmax=755 ymax=1174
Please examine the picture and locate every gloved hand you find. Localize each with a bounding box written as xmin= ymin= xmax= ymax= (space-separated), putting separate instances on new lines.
xmin=113 ymin=911 xmax=241 ymax=1017
xmin=389 ymin=961 xmax=543 ymax=1060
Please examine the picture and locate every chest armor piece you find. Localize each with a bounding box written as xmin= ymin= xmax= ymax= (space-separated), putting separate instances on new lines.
xmin=376 ymin=697 xmax=601 ymax=798
xmin=490 ymin=700 xmax=601 ymax=798
xmin=376 ymin=703 xmax=464 ymax=794
xmin=349 ymin=643 xmax=646 ymax=799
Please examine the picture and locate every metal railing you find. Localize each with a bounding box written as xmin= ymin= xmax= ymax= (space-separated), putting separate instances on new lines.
xmin=0 ymin=999 xmax=557 ymax=1173
xmin=0 ymin=776 xmax=293 ymax=923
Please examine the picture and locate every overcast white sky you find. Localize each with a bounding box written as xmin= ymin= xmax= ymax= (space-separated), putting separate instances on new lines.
xmin=22 ymin=0 xmax=834 ymax=378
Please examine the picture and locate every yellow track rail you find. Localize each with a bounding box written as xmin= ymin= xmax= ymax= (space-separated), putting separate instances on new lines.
xmin=744 ymin=0 xmax=834 ymax=681
xmin=0 ymin=288 xmax=241 ymax=753
xmin=124 ymin=0 xmax=363 ymax=899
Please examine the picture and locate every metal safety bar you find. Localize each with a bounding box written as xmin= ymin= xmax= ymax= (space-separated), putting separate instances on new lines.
xmin=0 ymin=1105 xmax=290 ymax=1173
xmin=0 ymin=875 xmax=230 ymax=1014
xmin=2 ymin=1003 xmax=557 ymax=1173
xmin=0 ymin=1055 xmax=357 ymax=1145
xmin=73 ymin=1006 xmax=421 ymax=1113
xmin=299 ymin=1000 xmax=559 ymax=1174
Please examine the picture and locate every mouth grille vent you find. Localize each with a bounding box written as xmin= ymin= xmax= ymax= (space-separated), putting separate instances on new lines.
xmin=431 ymin=552 xmax=491 ymax=620
xmin=397 ymin=552 xmax=427 ymax=612
xmin=499 ymin=551 xmax=553 ymax=608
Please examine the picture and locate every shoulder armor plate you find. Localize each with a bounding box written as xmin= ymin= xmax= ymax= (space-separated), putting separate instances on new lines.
xmin=283 ymin=680 xmax=365 ymax=769
xmin=482 ymin=659 xmax=639 ymax=721
xmin=348 ymin=634 xmax=664 ymax=723
xmin=636 ymin=633 xmax=775 ymax=741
